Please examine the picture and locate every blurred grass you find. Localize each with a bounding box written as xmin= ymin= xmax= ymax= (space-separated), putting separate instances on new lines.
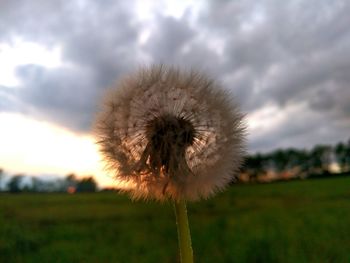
xmin=1 ymin=176 xmax=350 ymax=263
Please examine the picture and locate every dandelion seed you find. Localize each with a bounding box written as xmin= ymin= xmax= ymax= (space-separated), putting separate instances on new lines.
xmin=94 ymin=65 xmax=246 ymax=202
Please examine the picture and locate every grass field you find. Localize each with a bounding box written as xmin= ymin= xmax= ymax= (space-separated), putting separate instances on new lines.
xmin=1 ymin=176 xmax=350 ymax=263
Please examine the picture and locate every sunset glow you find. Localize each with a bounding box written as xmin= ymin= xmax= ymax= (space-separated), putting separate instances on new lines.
xmin=0 ymin=112 xmax=116 ymax=187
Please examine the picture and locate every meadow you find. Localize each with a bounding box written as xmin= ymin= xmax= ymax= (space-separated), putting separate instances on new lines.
xmin=1 ymin=176 xmax=350 ymax=263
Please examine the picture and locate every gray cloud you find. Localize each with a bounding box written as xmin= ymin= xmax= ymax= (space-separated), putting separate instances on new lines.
xmin=200 ymin=1 xmax=350 ymax=102
xmin=0 ymin=0 xmax=349 ymax=151
xmin=14 ymin=64 xmax=99 ymax=130
xmin=145 ymin=15 xmax=195 ymax=63
xmin=248 ymin=100 xmax=350 ymax=153
xmin=197 ymin=0 xmax=350 ymax=150
xmin=0 ymin=0 xmax=142 ymax=132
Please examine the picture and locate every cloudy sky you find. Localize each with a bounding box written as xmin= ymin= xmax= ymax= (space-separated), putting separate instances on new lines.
xmin=0 ymin=0 xmax=349 ymax=186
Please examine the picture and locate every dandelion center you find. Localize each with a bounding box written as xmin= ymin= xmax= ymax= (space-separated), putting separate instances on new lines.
xmin=144 ymin=114 xmax=195 ymax=175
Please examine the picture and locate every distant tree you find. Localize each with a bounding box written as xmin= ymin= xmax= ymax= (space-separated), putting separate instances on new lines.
xmin=66 ymin=173 xmax=77 ymax=183
xmin=295 ymin=149 xmax=312 ymax=176
xmin=65 ymin=173 xmax=78 ymax=186
xmin=30 ymin=177 xmax=49 ymax=192
xmin=21 ymin=183 xmax=32 ymax=192
xmin=335 ymin=140 xmax=350 ymax=173
xmin=243 ymin=154 xmax=267 ymax=181
xmin=346 ymin=139 xmax=350 ymax=172
xmin=335 ymin=142 xmax=348 ymax=172
xmin=76 ymin=176 xmax=97 ymax=192
xmin=63 ymin=173 xmax=78 ymax=191
xmin=309 ymin=145 xmax=332 ymax=174
xmin=0 ymin=168 xmax=3 ymax=191
xmin=270 ymin=150 xmax=289 ymax=173
xmin=28 ymin=176 xmax=66 ymax=192
xmin=7 ymin=174 xmax=24 ymax=193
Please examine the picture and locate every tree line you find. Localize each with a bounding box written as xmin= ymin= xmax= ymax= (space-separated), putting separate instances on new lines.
xmin=1 ymin=138 xmax=349 ymax=191
xmin=0 ymin=171 xmax=97 ymax=193
xmin=239 ymin=138 xmax=350 ymax=182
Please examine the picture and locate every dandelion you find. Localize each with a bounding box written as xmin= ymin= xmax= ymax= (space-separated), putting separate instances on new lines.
xmin=94 ymin=65 xmax=246 ymax=262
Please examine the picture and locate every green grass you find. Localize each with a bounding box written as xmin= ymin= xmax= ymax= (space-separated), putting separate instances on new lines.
xmin=1 ymin=176 xmax=350 ymax=263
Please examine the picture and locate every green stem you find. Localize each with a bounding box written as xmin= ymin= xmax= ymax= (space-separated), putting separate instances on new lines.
xmin=174 ymin=199 xmax=194 ymax=263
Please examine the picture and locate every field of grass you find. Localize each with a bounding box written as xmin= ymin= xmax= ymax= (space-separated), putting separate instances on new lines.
xmin=1 ymin=176 xmax=350 ymax=263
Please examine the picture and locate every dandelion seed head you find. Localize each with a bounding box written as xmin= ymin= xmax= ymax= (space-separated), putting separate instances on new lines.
xmin=94 ymin=65 xmax=246 ymax=201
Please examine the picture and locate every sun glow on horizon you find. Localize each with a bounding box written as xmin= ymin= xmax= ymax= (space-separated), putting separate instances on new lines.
xmin=0 ymin=112 xmax=117 ymax=187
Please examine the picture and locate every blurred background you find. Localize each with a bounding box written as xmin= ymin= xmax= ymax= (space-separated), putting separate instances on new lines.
xmin=0 ymin=1 xmax=350 ymax=262
xmin=1 ymin=0 xmax=349 ymax=187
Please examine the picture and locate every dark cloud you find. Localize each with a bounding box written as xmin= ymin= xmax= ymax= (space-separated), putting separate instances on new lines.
xmin=197 ymin=0 xmax=350 ymax=150
xmin=14 ymin=64 xmax=99 ymax=131
xmin=0 ymin=0 xmax=349 ymax=151
xmin=200 ymin=0 xmax=350 ymax=103
xmin=145 ymin=16 xmax=195 ymax=63
xmin=248 ymin=103 xmax=350 ymax=153
xmin=0 ymin=0 xmax=141 ymax=132
xmin=143 ymin=13 xmax=229 ymax=76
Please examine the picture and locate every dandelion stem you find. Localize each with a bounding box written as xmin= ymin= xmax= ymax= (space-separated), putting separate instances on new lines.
xmin=174 ymin=199 xmax=194 ymax=263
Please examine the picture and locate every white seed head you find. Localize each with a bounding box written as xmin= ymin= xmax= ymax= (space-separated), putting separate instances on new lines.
xmin=94 ymin=65 xmax=246 ymax=201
